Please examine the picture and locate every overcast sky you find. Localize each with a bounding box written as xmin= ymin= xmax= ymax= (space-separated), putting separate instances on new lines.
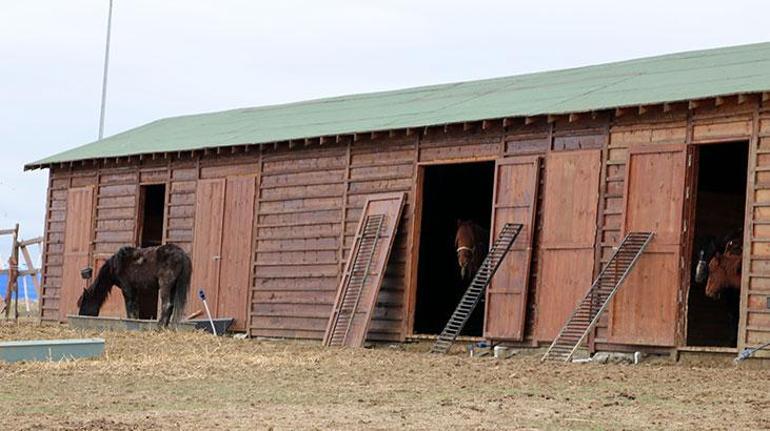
xmin=1 ymin=0 xmax=769 ymax=244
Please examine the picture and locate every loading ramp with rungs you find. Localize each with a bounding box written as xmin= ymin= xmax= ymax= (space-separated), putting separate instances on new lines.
xmin=541 ymin=231 xmax=654 ymax=362
xmin=323 ymin=192 xmax=406 ymax=348
xmin=430 ymin=223 xmax=523 ymax=354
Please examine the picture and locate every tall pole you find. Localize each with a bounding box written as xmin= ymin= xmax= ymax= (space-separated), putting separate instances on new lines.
xmin=98 ymin=0 xmax=114 ymax=140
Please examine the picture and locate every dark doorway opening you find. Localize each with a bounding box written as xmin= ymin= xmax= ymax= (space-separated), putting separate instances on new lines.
xmin=414 ymin=161 xmax=495 ymax=336
xmin=139 ymin=184 xmax=166 ymax=247
xmin=687 ymin=142 xmax=748 ymax=347
xmin=136 ymin=184 xmax=166 ymax=319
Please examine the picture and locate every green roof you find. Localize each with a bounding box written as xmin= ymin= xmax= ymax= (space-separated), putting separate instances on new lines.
xmin=27 ymin=42 xmax=770 ymax=169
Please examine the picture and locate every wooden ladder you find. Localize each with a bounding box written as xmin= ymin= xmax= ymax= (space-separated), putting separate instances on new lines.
xmin=324 ymin=214 xmax=385 ymax=347
xmin=541 ymin=232 xmax=654 ymax=362
xmin=430 ymin=223 xmax=523 ymax=354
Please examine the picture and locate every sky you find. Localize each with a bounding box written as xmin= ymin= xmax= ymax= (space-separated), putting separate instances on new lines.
xmin=1 ymin=0 xmax=769 ymax=244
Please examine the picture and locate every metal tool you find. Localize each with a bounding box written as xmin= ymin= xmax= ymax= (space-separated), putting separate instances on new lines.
xmin=198 ymin=289 xmax=218 ymax=336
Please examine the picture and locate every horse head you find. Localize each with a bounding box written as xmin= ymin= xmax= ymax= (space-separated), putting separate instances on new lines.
xmin=705 ymin=251 xmax=742 ymax=299
xmin=77 ymin=255 xmax=118 ymax=316
xmin=456 ymin=220 xmax=481 ymax=280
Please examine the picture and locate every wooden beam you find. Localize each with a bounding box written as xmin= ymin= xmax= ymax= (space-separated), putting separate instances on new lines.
xmin=463 ymin=122 xmax=473 ymax=131
xmin=406 ymin=128 xmax=415 ymax=136
xmin=763 ymin=92 xmax=770 ymax=103
xmin=423 ymin=126 xmax=430 ymax=135
xmin=320 ymin=136 xmax=329 ymax=145
xmin=304 ymin=138 xmax=312 ymax=146
xmin=663 ymin=102 xmax=673 ymax=113
xmin=502 ymin=118 xmax=513 ymax=128
xmin=353 ymin=133 xmax=360 ymax=142
xmin=389 ymin=130 xmax=397 ymax=138
xmin=288 ymin=140 xmax=296 ymax=149
xmin=19 ymin=237 xmax=43 ymax=247
xmin=546 ymin=115 xmax=557 ymax=123
xmin=638 ymin=105 xmax=648 ymax=115
xmin=568 ymin=113 xmax=579 ymax=123
xmin=482 ymin=120 xmax=491 ymax=130
xmin=524 ymin=116 xmax=538 ymax=125
xmin=615 ymin=107 xmax=626 ymax=117
xmin=688 ymin=100 xmax=700 ymax=110
xmin=443 ymin=124 xmax=450 ymax=133
xmin=738 ymin=93 xmax=748 ymax=104
xmin=714 ymin=96 xmax=725 ymax=106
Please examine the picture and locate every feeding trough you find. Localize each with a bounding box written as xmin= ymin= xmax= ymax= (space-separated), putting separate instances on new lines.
xmin=67 ymin=315 xmax=234 ymax=335
xmin=0 ymin=338 xmax=104 ymax=363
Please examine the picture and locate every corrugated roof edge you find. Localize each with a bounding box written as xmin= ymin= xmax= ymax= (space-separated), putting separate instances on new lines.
xmin=25 ymin=41 xmax=770 ymax=170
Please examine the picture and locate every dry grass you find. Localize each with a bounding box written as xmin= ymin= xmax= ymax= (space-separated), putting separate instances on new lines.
xmin=2 ymin=322 xmax=770 ymax=430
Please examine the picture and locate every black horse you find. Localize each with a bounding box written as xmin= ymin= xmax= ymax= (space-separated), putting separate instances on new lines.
xmin=77 ymin=244 xmax=192 ymax=327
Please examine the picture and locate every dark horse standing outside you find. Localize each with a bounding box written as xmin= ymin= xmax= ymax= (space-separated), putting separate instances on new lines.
xmin=77 ymin=244 xmax=192 ymax=327
xmin=455 ymin=220 xmax=488 ymax=280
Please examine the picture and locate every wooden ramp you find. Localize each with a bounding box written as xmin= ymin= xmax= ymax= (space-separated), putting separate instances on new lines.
xmin=430 ymin=223 xmax=523 ymax=354
xmin=541 ymin=232 xmax=654 ymax=362
xmin=323 ymin=193 xmax=405 ymax=347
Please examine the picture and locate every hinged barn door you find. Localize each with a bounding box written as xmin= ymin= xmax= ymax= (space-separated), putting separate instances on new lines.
xmin=190 ymin=176 xmax=255 ymax=331
xmin=324 ymin=192 xmax=405 ymax=347
xmin=535 ymin=150 xmax=602 ymax=341
xmin=608 ymin=145 xmax=687 ymax=346
xmin=484 ymin=156 xmax=541 ymax=341
xmin=60 ymin=186 xmax=95 ymax=321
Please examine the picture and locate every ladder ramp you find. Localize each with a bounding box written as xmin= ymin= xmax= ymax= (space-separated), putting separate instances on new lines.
xmin=541 ymin=231 xmax=654 ymax=362
xmin=323 ymin=193 xmax=406 ymax=347
xmin=430 ymin=223 xmax=523 ymax=354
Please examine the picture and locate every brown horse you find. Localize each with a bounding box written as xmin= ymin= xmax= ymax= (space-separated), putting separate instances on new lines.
xmin=77 ymin=244 xmax=191 ymax=327
xmin=705 ymin=239 xmax=743 ymax=299
xmin=455 ymin=220 xmax=488 ymax=280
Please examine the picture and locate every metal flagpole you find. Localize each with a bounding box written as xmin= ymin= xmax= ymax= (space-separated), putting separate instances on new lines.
xmin=98 ymin=0 xmax=114 ymax=140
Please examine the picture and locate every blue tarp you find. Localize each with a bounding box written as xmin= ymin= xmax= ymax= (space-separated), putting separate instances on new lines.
xmin=0 ymin=274 xmax=40 ymax=301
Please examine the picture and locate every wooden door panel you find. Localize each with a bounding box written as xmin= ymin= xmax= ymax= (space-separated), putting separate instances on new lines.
xmin=60 ymin=187 xmax=94 ymax=321
xmin=217 ymin=176 xmax=256 ymax=331
xmin=609 ymin=145 xmax=686 ymax=346
xmin=190 ymin=179 xmax=226 ymax=317
xmin=609 ymin=253 xmax=679 ymax=345
xmin=324 ymin=192 xmax=406 ymax=346
xmin=536 ymin=248 xmax=596 ymax=340
xmin=484 ymin=156 xmax=540 ymax=341
xmin=535 ymin=150 xmax=601 ymax=341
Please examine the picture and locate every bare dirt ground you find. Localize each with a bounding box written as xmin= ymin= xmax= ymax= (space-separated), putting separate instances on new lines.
xmin=1 ymin=322 xmax=769 ymax=431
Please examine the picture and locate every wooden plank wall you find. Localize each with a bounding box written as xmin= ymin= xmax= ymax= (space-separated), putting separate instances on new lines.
xmin=251 ymin=145 xmax=348 ymax=339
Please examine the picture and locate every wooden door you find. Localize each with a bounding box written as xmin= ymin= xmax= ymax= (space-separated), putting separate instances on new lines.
xmin=190 ymin=179 xmax=226 ymax=318
xmin=535 ymin=150 xmax=602 ymax=341
xmin=484 ymin=156 xmax=541 ymax=341
xmin=60 ymin=186 xmax=94 ymax=321
xmin=324 ymin=192 xmax=406 ymax=346
xmin=217 ymin=176 xmax=256 ymax=331
xmin=608 ymin=145 xmax=687 ymax=346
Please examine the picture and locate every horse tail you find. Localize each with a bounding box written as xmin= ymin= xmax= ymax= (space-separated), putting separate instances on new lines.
xmin=171 ymin=253 xmax=192 ymax=323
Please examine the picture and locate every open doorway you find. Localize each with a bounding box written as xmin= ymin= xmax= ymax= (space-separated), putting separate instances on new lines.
xmin=136 ymin=184 xmax=166 ymax=319
xmin=686 ymin=142 xmax=748 ymax=347
xmin=138 ymin=184 xmax=166 ymax=247
xmin=413 ymin=161 xmax=495 ymax=336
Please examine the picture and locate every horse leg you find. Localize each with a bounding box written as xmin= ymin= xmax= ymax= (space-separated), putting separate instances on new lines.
xmin=121 ymin=287 xmax=140 ymax=319
xmin=157 ymin=284 xmax=173 ymax=328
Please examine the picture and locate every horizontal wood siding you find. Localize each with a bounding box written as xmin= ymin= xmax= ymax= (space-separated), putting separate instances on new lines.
xmin=250 ymin=146 xmax=347 ymax=339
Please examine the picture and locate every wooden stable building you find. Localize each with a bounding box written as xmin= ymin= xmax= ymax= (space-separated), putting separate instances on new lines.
xmin=26 ymin=42 xmax=770 ymax=357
